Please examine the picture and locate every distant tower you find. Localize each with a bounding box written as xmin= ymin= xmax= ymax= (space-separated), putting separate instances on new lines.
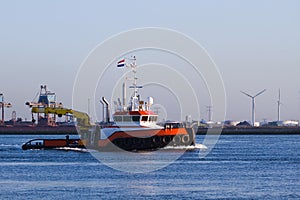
xmin=12 ymin=111 xmax=16 ymax=123
xmin=206 ymin=105 xmax=213 ymax=122
xmin=241 ymin=89 xmax=266 ymax=126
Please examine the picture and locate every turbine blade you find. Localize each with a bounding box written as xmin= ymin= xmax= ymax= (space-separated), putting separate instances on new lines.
xmin=254 ymin=89 xmax=266 ymax=97
xmin=240 ymin=91 xmax=253 ymax=98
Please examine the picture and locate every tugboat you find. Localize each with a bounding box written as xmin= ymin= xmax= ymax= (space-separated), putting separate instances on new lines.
xmin=22 ymin=57 xmax=196 ymax=151
xmin=81 ymin=57 xmax=196 ymax=151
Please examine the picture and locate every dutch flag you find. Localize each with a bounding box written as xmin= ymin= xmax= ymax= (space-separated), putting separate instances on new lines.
xmin=117 ymin=59 xmax=125 ymax=67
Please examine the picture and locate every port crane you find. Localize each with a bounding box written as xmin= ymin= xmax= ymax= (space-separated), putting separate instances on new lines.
xmin=25 ymin=85 xmax=90 ymax=127
xmin=29 ymin=106 xmax=91 ymax=127
xmin=0 ymin=93 xmax=12 ymax=125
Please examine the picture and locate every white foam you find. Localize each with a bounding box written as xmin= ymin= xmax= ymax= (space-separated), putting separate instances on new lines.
xmin=0 ymin=144 xmax=21 ymax=148
xmin=55 ymin=144 xmax=207 ymax=152
xmin=163 ymin=143 xmax=207 ymax=150
xmin=55 ymin=147 xmax=89 ymax=152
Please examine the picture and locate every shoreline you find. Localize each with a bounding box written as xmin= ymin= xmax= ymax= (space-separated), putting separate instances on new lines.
xmin=1 ymin=126 xmax=300 ymax=135
xmin=197 ymin=126 xmax=300 ymax=135
xmin=0 ymin=125 xmax=78 ymax=135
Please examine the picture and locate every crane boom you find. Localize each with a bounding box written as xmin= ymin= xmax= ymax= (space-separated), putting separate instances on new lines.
xmin=30 ymin=107 xmax=90 ymax=126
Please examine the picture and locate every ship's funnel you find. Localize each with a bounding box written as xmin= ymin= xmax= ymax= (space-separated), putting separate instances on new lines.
xmin=102 ymin=97 xmax=110 ymax=123
xmin=99 ymin=99 xmax=105 ymax=122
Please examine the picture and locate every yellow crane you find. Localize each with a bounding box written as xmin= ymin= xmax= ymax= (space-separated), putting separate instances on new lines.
xmin=30 ymin=106 xmax=91 ymax=127
xmin=25 ymin=85 xmax=91 ymax=127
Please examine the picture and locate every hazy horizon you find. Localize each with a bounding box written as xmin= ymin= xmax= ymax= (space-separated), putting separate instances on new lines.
xmin=1 ymin=1 xmax=299 ymax=123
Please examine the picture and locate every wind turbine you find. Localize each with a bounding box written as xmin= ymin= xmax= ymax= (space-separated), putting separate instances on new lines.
xmin=241 ymin=89 xmax=266 ymax=126
xmin=277 ymin=89 xmax=282 ymax=122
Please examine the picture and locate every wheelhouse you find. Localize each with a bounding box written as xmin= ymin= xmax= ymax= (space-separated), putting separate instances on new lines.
xmin=113 ymin=111 xmax=158 ymax=126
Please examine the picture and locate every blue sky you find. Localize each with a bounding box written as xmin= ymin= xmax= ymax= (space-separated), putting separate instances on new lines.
xmin=0 ymin=0 xmax=299 ymax=122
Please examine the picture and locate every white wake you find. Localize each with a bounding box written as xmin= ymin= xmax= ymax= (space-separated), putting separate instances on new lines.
xmin=163 ymin=143 xmax=207 ymax=150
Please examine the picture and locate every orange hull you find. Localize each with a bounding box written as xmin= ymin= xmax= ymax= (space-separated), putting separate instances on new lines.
xmin=82 ymin=125 xmax=195 ymax=151
xmin=98 ymin=127 xmax=188 ymax=147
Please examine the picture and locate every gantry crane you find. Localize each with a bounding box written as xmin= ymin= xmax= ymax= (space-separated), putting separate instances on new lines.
xmin=0 ymin=93 xmax=12 ymax=125
xmin=25 ymin=85 xmax=90 ymax=127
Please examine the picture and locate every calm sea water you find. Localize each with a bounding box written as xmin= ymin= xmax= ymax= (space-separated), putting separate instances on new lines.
xmin=0 ymin=134 xmax=299 ymax=199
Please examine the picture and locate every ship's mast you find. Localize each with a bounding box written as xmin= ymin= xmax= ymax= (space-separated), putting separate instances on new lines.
xmin=122 ymin=82 xmax=126 ymax=111
xmin=126 ymin=56 xmax=142 ymax=111
xmin=130 ymin=56 xmax=138 ymax=98
xmin=122 ymin=56 xmax=142 ymax=111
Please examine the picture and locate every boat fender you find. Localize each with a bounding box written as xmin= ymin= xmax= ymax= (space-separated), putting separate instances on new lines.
xmin=162 ymin=136 xmax=172 ymax=144
xmin=138 ymin=138 xmax=145 ymax=146
xmin=145 ymin=138 xmax=152 ymax=148
xmin=181 ymin=134 xmax=190 ymax=145
xmin=122 ymin=138 xmax=132 ymax=149
xmin=173 ymin=135 xmax=181 ymax=146
xmin=132 ymin=138 xmax=140 ymax=146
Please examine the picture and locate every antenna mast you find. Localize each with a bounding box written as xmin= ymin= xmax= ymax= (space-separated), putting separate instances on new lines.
xmin=130 ymin=56 xmax=138 ymax=99
xmin=126 ymin=56 xmax=143 ymax=111
xmin=206 ymin=105 xmax=213 ymax=122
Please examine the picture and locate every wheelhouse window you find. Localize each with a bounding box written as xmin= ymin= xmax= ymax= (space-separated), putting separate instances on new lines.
xmin=165 ymin=122 xmax=183 ymax=128
xmin=114 ymin=115 xmax=141 ymax=122
xmin=141 ymin=116 xmax=148 ymax=122
xmin=131 ymin=116 xmax=140 ymax=122
xmin=114 ymin=116 xmax=122 ymax=122
xmin=149 ymin=116 xmax=158 ymax=122
xmin=149 ymin=116 xmax=153 ymax=122
xmin=123 ymin=116 xmax=131 ymax=122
